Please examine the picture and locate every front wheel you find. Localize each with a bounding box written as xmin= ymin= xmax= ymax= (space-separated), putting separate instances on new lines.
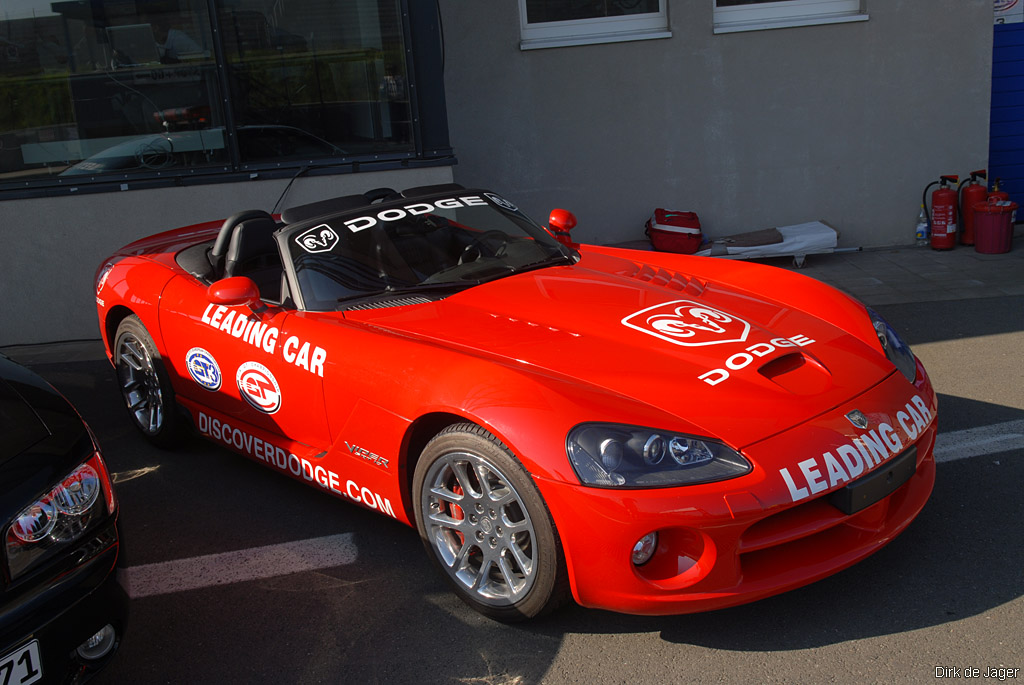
xmin=413 ymin=423 xmax=569 ymax=621
xmin=113 ymin=315 xmax=180 ymax=447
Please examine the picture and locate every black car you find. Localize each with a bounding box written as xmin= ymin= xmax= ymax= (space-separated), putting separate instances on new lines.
xmin=0 ymin=353 xmax=127 ymax=683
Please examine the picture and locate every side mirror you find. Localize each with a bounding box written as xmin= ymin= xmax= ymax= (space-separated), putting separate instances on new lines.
xmin=207 ymin=276 xmax=264 ymax=311
xmin=548 ymin=209 xmax=577 ymax=247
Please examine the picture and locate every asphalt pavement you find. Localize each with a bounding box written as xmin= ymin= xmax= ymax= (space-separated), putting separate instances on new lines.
xmin=2 ymin=237 xmax=1022 ymax=684
xmin=789 ymin=230 xmax=1024 ymax=305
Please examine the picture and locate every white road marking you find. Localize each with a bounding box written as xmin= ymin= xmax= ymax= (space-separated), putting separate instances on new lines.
xmin=122 ymin=533 xmax=358 ymax=599
xmin=932 ymin=419 xmax=1024 ymax=463
xmin=119 ymin=421 xmax=1023 ymax=599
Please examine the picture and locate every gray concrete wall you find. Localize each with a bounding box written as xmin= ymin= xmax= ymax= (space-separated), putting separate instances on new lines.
xmin=0 ymin=167 xmax=452 ymax=345
xmin=0 ymin=2 xmax=995 ymax=345
xmin=440 ymin=2 xmax=993 ymax=248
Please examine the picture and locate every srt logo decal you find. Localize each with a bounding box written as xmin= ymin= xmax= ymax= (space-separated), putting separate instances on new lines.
xmin=186 ymin=347 xmax=221 ymax=391
xmin=295 ymin=224 xmax=340 ymax=253
xmin=621 ymin=300 xmax=751 ymax=347
xmin=236 ymin=362 xmax=281 ymax=414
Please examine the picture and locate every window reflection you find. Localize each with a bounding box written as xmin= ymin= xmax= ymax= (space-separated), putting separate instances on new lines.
xmin=0 ymin=0 xmax=413 ymax=181
xmin=219 ymin=0 xmax=412 ymax=162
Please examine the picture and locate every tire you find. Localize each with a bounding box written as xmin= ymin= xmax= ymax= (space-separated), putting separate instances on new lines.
xmin=113 ymin=315 xmax=180 ymax=447
xmin=413 ymin=423 xmax=569 ymax=621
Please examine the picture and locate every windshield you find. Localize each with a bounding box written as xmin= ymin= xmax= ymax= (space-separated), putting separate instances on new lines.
xmin=282 ymin=192 xmax=573 ymax=310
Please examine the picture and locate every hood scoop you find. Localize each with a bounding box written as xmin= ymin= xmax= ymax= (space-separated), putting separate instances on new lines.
xmin=758 ymin=352 xmax=832 ymax=395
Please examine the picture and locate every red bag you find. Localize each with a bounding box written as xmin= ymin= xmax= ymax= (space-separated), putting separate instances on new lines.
xmin=645 ymin=209 xmax=703 ymax=254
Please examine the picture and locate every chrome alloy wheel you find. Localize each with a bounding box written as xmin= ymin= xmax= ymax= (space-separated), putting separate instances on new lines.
xmin=421 ymin=451 xmax=539 ymax=606
xmin=116 ymin=333 xmax=164 ymax=434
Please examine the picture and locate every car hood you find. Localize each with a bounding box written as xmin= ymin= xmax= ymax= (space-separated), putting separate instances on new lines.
xmin=345 ymin=259 xmax=896 ymax=448
xmin=0 ymin=355 xmax=89 ymax=465
xmin=0 ymin=374 xmax=50 ymax=466
xmin=0 ymin=356 xmax=95 ymax=526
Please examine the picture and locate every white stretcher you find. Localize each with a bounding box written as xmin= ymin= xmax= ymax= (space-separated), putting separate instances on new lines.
xmin=695 ymin=220 xmax=839 ymax=268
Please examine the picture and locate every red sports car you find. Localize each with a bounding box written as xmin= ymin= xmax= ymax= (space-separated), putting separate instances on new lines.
xmin=94 ymin=184 xmax=936 ymax=620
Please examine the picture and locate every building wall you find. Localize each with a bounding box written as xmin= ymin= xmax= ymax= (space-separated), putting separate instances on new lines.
xmin=440 ymin=2 xmax=993 ymax=248
xmin=0 ymin=1 xmax=994 ymax=346
xmin=0 ymin=167 xmax=452 ymax=345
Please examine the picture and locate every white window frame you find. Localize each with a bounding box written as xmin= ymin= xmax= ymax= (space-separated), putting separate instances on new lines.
xmin=519 ymin=1 xmax=671 ymax=51
xmin=713 ymin=0 xmax=867 ymax=34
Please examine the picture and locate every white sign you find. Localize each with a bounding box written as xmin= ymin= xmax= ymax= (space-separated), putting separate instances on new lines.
xmin=995 ymin=0 xmax=1023 ymax=25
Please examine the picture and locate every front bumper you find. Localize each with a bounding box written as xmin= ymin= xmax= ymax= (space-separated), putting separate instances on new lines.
xmin=538 ymin=367 xmax=937 ymax=615
xmin=0 ymin=518 xmax=128 ymax=683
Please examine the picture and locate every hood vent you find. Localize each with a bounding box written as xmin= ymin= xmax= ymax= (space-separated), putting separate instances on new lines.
xmin=624 ymin=261 xmax=706 ymax=296
xmin=348 ymin=296 xmax=433 ymax=310
xmin=758 ymin=352 xmax=832 ymax=395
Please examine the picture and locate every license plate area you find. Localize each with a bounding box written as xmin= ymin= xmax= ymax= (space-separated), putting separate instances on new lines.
xmin=0 ymin=640 xmax=42 ymax=685
xmin=829 ymin=446 xmax=917 ymax=515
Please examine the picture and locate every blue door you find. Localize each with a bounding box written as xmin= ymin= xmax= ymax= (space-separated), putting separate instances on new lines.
xmin=990 ymin=21 xmax=1024 ymax=205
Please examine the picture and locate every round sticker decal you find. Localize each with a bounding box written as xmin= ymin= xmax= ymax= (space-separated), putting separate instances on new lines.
xmin=484 ymin=193 xmax=519 ymax=213
xmin=236 ymin=361 xmax=282 ymax=414
xmin=186 ymin=347 xmax=221 ymax=391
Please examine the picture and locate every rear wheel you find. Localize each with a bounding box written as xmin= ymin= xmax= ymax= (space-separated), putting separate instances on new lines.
xmin=413 ymin=423 xmax=568 ymax=621
xmin=114 ymin=315 xmax=180 ymax=446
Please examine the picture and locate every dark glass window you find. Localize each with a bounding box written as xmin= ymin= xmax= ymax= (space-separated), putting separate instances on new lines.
xmin=716 ymin=1 xmax=798 ymax=5
xmin=524 ymin=0 xmax=661 ymax=24
xmin=218 ymin=0 xmax=412 ymax=164
xmin=2 ymin=0 xmax=224 ymax=179
xmin=0 ymin=0 xmax=433 ymax=188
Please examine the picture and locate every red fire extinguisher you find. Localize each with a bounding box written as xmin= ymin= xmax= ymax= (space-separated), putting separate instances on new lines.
xmin=923 ymin=175 xmax=959 ymax=250
xmin=989 ymin=178 xmax=1010 ymax=203
xmin=958 ymin=170 xmax=988 ymax=246
xmin=988 ymin=178 xmax=1017 ymax=225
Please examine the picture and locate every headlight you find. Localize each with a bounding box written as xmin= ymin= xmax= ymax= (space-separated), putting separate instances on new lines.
xmin=566 ymin=423 xmax=751 ymax=488
xmin=6 ymin=454 xmax=115 ymax=580
xmin=867 ymin=308 xmax=917 ymax=383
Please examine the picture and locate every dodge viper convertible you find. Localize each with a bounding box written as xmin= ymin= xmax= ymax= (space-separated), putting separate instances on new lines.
xmin=94 ymin=183 xmax=936 ymax=620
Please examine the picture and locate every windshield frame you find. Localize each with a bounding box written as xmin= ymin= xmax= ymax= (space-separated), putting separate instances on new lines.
xmin=276 ymin=189 xmax=575 ymax=312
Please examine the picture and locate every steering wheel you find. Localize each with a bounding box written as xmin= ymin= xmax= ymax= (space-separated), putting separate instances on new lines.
xmin=458 ymin=230 xmax=509 ymax=265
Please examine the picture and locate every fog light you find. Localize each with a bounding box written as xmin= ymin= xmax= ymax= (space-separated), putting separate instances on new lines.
xmin=631 ymin=532 xmax=658 ymax=566
xmin=76 ymin=624 xmax=116 ymax=661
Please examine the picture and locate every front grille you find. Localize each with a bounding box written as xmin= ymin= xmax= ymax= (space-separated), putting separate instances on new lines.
xmin=736 ymin=464 xmax=920 ymax=585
